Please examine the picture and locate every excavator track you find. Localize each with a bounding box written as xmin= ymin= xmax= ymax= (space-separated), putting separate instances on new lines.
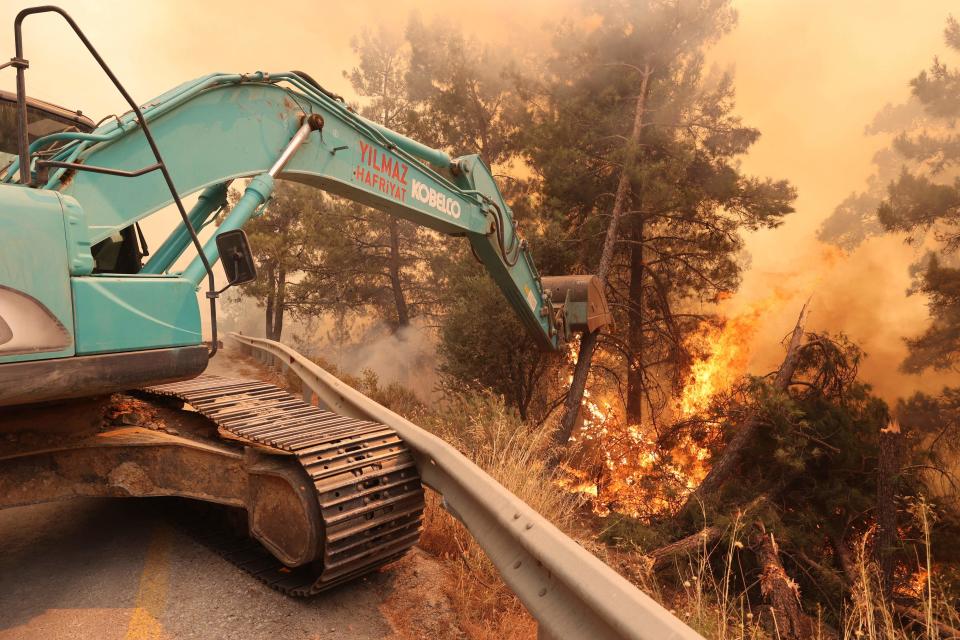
xmin=142 ymin=374 xmax=424 ymax=596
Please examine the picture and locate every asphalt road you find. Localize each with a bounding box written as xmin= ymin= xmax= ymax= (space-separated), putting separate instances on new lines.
xmin=0 ymin=498 xmax=401 ymax=640
xmin=0 ymin=344 xmax=426 ymax=640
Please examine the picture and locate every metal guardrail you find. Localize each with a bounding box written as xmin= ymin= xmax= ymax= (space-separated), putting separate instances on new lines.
xmin=228 ymin=333 xmax=704 ymax=640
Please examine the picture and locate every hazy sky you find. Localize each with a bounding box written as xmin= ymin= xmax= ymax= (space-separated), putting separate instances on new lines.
xmin=708 ymin=0 xmax=960 ymax=398
xmin=2 ymin=0 xmax=957 ymax=399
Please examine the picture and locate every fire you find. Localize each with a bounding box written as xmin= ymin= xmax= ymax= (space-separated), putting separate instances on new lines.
xmin=566 ymin=339 xmax=616 ymax=443
xmin=678 ymin=288 xmax=798 ymax=417
xmin=561 ymin=292 xmax=792 ymax=519
xmin=676 ymin=307 xmax=766 ymax=418
xmin=663 ymin=295 xmax=791 ymax=493
xmin=900 ymin=567 xmax=930 ymax=599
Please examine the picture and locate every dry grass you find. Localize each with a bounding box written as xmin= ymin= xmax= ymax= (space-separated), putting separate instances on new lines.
xmin=843 ymin=498 xmax=960 ymax=640
xmin=618 ymin=498 xmax=960 ymax=640
xmin=416 ymin=390 xmax=581 ymax=640
xmin=256 ymin=350 xmax=960 ymax=639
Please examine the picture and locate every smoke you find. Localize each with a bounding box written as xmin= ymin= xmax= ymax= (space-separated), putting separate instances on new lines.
xmin=331 ymin=319 xmax=439 ymax=401
xmin=35 ymin=0 xmax=958 ymax=407
xmin=220 ymin=292 xmax=440 ymax=402
xmin=723 ymin=234 xmax=960 ymax=403
xmin=703 ymin=0 xmax=960 ymax=404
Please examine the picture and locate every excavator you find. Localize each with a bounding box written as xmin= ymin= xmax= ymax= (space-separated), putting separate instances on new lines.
xmin=0 ymin=7 xmax=610 ymax=595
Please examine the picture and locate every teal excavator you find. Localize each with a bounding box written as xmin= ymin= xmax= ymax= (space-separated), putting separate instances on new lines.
xmin=0 ymin=7 xmax=610 ymax=593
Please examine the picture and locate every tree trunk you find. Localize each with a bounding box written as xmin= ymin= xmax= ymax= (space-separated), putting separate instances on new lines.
xmin=387 ymin=218 xmax=410 ymax=329
xmin=647 ymin=268 xmax=687 ymax=387
xmin=877 ymin=420 xmax=903 ymax=596
xmin=264 ymin=265 xmax=275 ymax=339
xmin=679 ymin=302 xmax=809 ymax=513
xmin=271 ymin=265 xmax=286 ymax=341
xmin=648 ymin=494 xmax=768 ymax=570
xmin=830 ymin=531 xmax=856 ymax=582
xmin=649 ymin=526 xmax=721 ymax=571
xmin=893 ymin=604 xmax=960 ymax=639
xmin=556 ymin=63 xmax=653 ymax=446
xmin=751 ymin=521 xmax=816 ymax=640
xmin=626 ymin=217 xmax=645 ymax=424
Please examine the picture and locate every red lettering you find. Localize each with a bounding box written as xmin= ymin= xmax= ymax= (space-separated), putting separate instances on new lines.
xmin=353 ymin=146 xmax=409 ymax=202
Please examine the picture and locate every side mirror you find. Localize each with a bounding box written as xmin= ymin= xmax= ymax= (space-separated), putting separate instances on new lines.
xmin=215 ymin=229 xmax=257 ymax=287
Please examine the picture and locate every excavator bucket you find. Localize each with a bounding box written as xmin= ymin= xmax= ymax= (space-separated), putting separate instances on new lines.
xmin=542 ymin=275 xmax=612 ymax=335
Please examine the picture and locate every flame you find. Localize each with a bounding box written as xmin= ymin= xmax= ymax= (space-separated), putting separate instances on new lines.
xmin=663 ymin=294 xmax=793 ymax=493
xmin=566 ymin=339 xmax=616 ymax=443
xmin=676 ymin=292 xmax=796 ymax=417
xmin=560 ymin=291 xmax=793 ymax=519
xmin=677 ymin=315 xmax=758 ymax=417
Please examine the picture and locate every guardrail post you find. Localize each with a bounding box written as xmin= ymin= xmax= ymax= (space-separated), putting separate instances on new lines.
xmin=302 ymin=387 xmax=313 ymax=405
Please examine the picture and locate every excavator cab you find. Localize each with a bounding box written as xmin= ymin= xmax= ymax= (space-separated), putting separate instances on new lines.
xmin=0 ymin=92 xmax=151 ymax=276
xmin=0 ymin=86 xmax=210 ymax=406
xmin=0 ymin=89 xmax=94 ymax=166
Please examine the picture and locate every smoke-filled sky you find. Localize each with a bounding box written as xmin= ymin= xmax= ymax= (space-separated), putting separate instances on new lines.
xmin=708 ymin=0 xmax=960 ymax=399
xmin=2 ymin=0 xmax=957 ymax=400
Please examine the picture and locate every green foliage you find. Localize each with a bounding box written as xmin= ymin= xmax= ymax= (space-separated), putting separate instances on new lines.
xmin=900 ymin=256 xmax=960 ymax=372
xmin=436 ymin=266 xmax=561 ymax=422
xmin=404 ymin=14 xmax=525 ymax=165
xmin=237 ymin=180 xmax=332 ymax=339
xmin=878 ymin=171 xmax=960 ymax=241
xmin=345 ymin=27 xmax=415 ymax=131
xmin=898 ymin=387 xmax=960 ymax=518
xmin=337 ymin=27 xmax=440 ymax=329
xmin=293 ymin=197 xmax=436 ymax=328
xmin=599 ymin=513 xmax=673 ymax=551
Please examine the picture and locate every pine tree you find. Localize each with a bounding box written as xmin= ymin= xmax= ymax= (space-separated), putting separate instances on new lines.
xmin=237 ymin=180 xmax=328 ymax=340
xmin=342 ymin=27 xmax=435 ymax=329
xmin=524 ymin=0 xmax=795 ymax=438
xmin=872 ymin=16 xmax=960 ymax=373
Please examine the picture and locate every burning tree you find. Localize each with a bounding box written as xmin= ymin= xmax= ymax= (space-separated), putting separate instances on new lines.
xmin=576 ymin=305 xmax=960 ymax=637
xmin=523 ymin=0 xmax=796 ymax=442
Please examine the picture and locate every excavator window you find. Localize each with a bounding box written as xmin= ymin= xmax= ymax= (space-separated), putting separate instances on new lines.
xmin=0 ymin=90 xmax=95 ymax=173
xmin=91 ymin=224 xmax=149 ymax=274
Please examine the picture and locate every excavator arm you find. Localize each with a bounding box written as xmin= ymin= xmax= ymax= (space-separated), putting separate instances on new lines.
xmin=0 ymin=8 xmax=609 ymax=406
xmin=47 ymin=72 xmax=571 ymax=348
xmin=3 ymin=72 xmax=609 ymax=343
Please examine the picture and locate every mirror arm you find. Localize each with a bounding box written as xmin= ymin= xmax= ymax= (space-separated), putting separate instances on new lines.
xmin=206 ymin=254 xmax=245 ymax=298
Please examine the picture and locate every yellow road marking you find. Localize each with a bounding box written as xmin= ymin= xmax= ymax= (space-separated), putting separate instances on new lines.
xmin=124 ymin=524 xmax=172 ymax=640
